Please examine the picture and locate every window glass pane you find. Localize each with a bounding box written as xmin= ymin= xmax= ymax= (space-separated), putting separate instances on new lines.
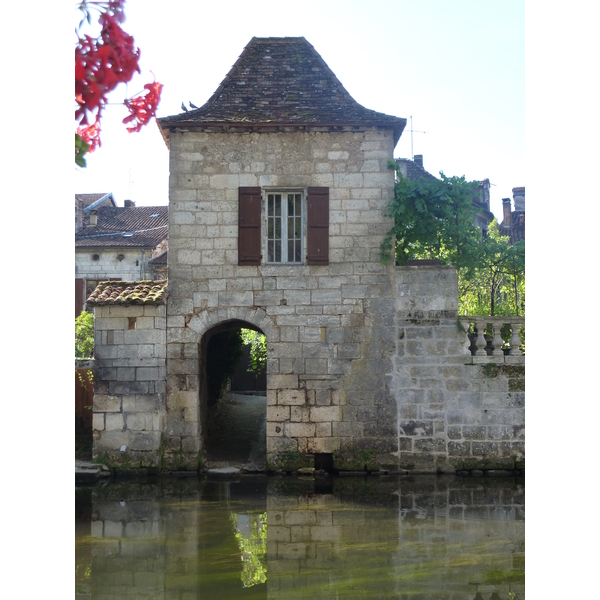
xmin=266 ymin=191 xmax=303 ymax=263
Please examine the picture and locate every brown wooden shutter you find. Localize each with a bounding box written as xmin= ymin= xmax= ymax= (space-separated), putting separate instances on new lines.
xmin=238 ymin=187 xmax=262 ymax=265
xmin=75 ymin=278 xmax=84 ymax=318
xmin=307 ymin=187 xmax=329 ymax=265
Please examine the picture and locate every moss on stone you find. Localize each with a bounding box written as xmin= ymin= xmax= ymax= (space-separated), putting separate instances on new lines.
xmin=267 ymin=450 xmax=312 ymax=472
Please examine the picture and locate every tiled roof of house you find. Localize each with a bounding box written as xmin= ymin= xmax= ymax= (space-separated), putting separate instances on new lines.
xmin=86 ymin=280 xmax=168 ymax=306
xmin=395 ymin=158 xmax=438 ymax=182
xmin=75 ymin=193 xmax=111 ymax=207
xmin=149 ymin=250 xmax=168 ymax=265
xmin=158 ymin=37 xmax=406 ymax=145
xmin=75 ymin=206 xmax=168 ymax=249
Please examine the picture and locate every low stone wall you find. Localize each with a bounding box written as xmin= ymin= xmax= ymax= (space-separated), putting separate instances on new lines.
xmin=391 ymin=266 xmax=525 ymax=472
xmin=92 ymin=304 xmax=167 ymax=467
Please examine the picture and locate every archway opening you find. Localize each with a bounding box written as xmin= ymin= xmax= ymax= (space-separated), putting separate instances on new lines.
xmin=200 ymin=320 xmax=267 ymax=471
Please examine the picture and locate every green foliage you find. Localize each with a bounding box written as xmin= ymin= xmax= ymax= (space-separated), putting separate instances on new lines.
xmin=230 ymin=512 xmax=267 ymax=587
xmin=206 ymin=329 xmax=244 ymax=405
xmin=75 ymin=133 xmax=89 ymax=168
xmin=240 ymin=328 xmax=267 ymax=375
xmin=381 ymin=161 xmax=481 ymax=271
xmin=75 ymin=311 xmax=95 ymax=358
xmin=382 ymin=162 xmax=525 ymax=317
xmin=458 ymin=219 xmax=525 ymax=316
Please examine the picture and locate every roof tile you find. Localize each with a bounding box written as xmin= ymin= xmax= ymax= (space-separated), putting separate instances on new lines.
xmin=158 ymin=37 xmax=405 ymax=143
xmin=86 ymin=280 xmax=168 ymax=306
xmin=75 ymin=206 xmax=168 ymax=249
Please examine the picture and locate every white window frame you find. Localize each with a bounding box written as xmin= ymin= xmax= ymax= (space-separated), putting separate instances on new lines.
xmin=264 ymin=190 xmax=305 ymax=264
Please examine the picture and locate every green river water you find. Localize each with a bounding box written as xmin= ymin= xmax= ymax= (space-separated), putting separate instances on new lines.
xmin=75 ymin=474 xmax=524 ymax=599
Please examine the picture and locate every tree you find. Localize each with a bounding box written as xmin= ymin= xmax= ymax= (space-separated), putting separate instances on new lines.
xmin=381 ymin=161 xmax=482 ymax=276
xmin=241 ymin=329 xmax=267 ymax=377
xmin=75 ymin=1 xmax=162 ymax=167
xmin=75 ymin=311 xmax=95 ymax=358
xmin=381 ymin=162 xmax=525 ymax=317
xmin=458 ymin=219 xmax=525 ymax=316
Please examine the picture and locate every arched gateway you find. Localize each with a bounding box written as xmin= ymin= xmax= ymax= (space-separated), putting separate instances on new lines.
xmin=165 ymin=308 xmax=276 ymax=470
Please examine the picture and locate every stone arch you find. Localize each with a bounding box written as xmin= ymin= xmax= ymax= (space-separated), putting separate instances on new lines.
xmin=187 ymin=306 xmax=278 ymax=342
xmin=190 ymin=308 xmax=277 ymax=469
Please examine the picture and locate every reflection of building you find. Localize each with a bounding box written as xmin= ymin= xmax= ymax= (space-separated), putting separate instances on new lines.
xmin=500 ymin=186 xmax=525 ymax=244
xmin=395 ymin=154 xmax=494 ymax=236
xmin=75 ymin=197 xmax=168 ymax=316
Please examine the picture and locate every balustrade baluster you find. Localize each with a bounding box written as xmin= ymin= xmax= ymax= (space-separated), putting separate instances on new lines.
xmin=475 ymin=320 xmax=488 ymax=356
xmin=492 ymin=322 xmax=505 ymax=356
xmin=461 ymin=319 xmax=473 ymax=355
xmin=509 ymin=323 xmax=523 ymax=356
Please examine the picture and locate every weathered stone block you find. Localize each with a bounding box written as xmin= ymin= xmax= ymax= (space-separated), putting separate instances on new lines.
xmin=310 ymin=406 xmax=342 ymax=422
xmin=94 ymin=394 xmax=122 ymax=413
xmin=278 ymin=389 xmax=306 ymax=405
xmin=285 ymin=422 xmax=315 ymax=438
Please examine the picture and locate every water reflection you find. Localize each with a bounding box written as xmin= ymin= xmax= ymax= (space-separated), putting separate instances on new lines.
xmin=76 ymin=475 xmax=524 ymax=599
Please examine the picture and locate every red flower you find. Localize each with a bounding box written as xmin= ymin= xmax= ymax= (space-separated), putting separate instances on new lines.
xmin=75 ymin=1 xmax=161 ymax=164
xmin=77 ymin=116 xmax=102 ymax=153
xmin=123 ymin=80 xmax=163 ymax=132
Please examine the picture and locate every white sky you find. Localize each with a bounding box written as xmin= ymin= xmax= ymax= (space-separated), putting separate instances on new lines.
xmin=75 ymin=0 xmax=525 ymax=221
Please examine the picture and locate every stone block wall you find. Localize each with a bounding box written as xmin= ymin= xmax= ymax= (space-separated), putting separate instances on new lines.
xmin=76 ymin=246 xmax=164 ymax=284
xmin=165 ymin=128 xmax=400 ymax=470
xmin=391 ymin=266 xmax=525 ymax=473
xmin=92 ymin=304 xmax=167 ymax=467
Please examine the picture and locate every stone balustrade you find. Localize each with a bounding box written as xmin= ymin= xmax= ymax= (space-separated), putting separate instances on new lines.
xmin=459 ymin=316 xmax=525 ymax=365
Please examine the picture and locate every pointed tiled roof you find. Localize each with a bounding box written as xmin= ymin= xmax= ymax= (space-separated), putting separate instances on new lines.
xmin=158 ymin=37 xmax=405 ymax=145
xmin=75 ymin=206 xmax=168 ymax=249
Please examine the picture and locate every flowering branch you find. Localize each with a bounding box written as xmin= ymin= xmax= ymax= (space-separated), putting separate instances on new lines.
xmin=75 ymin=0 xmax=162 ymax=167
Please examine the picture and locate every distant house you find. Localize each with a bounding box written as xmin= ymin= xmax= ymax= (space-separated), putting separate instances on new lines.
xmin=75 ymin=197 xmax=168 ymax=316
xmin=395 ymin=154 xmax=494 ymax=236
xmin=75 ymin=192 xmax=117 ymax=233
xmin=499 ymin=187 xmax=525 ymax=244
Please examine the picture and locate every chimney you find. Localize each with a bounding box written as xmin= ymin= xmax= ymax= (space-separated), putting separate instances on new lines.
xmin=413 ymin=154 xmax=424 ymax=169
xmin=89 ymin=210 xmax=98 ymax=228
xmin=124 ymin=199 xmax=135 ymax=208
xmin=512 ymin=187 xmax=525 ymax=212
xmin=502 ymin=198 xmax=512 ymax=226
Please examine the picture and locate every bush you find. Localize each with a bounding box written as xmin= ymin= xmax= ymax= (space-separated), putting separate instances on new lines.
xmin=75 ymin=311 xmax=94 ymax=358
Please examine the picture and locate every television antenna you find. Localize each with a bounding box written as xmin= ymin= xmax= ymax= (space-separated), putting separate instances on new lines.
xmin=408 ymin=116 xmax=427 ymax=160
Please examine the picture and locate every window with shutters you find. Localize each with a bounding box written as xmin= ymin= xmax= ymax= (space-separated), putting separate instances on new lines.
xmin=238 ymin=186 xmax=329 ymax=266
xmin=266 ymin=191 xmax=303 ymax=264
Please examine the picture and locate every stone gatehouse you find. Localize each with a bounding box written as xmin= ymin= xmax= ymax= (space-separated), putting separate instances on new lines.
xmin=89 ymin=37 xmax=524 ymax=473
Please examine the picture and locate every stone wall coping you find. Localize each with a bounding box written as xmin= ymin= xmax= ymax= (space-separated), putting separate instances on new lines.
xmin=76 ymin=359 xmax=95 ymax=369
xmin=459 ymin=315 xmax=525 ymax=324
